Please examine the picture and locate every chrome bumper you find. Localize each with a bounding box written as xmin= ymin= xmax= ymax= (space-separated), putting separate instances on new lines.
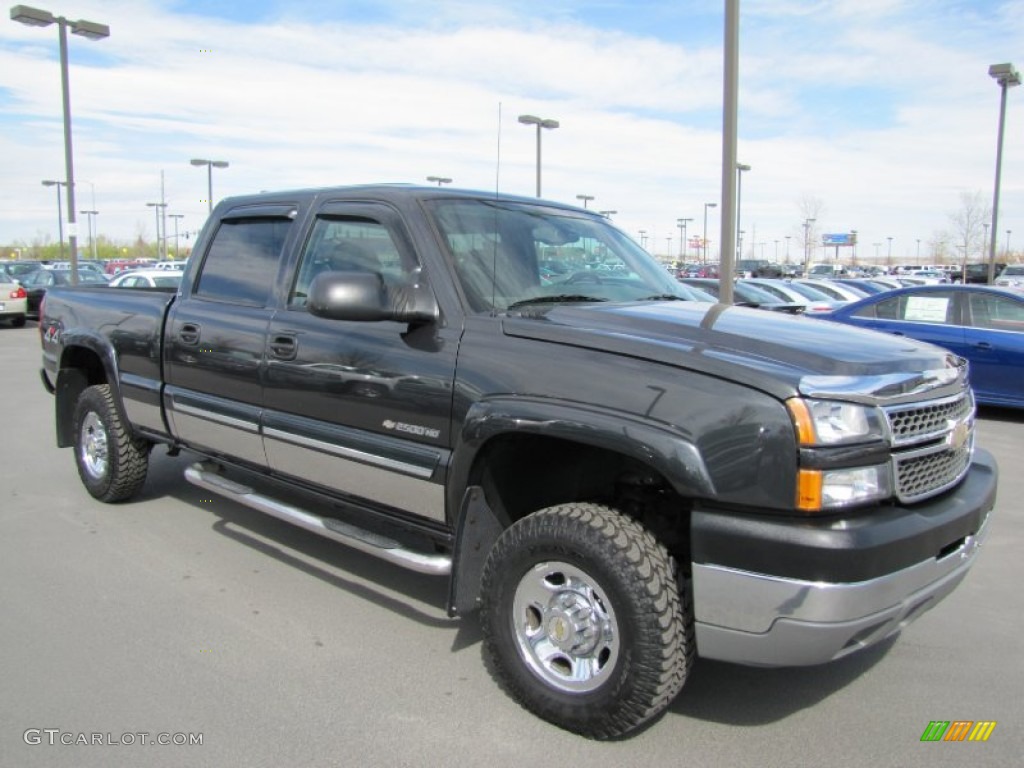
xmin=692 ymin=512 xmax=991 ymax=666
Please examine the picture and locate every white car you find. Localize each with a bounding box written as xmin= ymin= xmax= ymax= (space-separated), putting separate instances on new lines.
xmin=996 ymin=264 xmax=1024 ymax=288
xmin=1 ymin=278 xmax=28 ymax=327
xmin=791 ymin=278 xmax=869 ymax=302
xmin=107 ymin=269 xmax=184 ymax=289
xmin=740 ymin=278 xmax=846 ymax=313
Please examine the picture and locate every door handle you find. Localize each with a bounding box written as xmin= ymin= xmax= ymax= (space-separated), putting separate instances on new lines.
xmin=269 ymin=335 xmax=297 ymax=360
xmin=179 ymin=323 xmax=201 ymax=345
xmin=974 ymin=342 xmax=993 ymax=350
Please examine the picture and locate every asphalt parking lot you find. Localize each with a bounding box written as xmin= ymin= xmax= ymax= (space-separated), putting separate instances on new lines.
xmin=1 ymin=321 xmax=1021 ymax=767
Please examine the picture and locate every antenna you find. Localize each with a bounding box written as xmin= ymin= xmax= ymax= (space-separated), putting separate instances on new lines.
xmin=490 ymin=102 xmax=502 ymax=312
xmin=494 ymin=101 xmax=502 ymax=198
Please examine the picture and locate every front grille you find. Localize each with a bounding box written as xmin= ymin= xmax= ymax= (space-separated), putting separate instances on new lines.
xmin=886 ymin=394 xmax=974 ymax=446
xmin=883 ymin=392 xmax=975 ymax=504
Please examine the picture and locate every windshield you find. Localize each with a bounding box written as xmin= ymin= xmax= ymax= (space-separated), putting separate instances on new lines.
xmin=427 ymin=198 xmax=690 ymax=312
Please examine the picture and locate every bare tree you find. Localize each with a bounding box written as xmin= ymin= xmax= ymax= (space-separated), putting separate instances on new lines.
xmin=796 ymin=194 xmax=826 ymax=271
xmin=948 ymin=191 xmax=991 ymax=281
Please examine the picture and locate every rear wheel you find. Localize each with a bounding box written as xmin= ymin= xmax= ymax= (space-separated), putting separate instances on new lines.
xmin=480 ymin=503 xmax=693 ymax=739
xmin=73 ymin=384 xmax=150 ymax=502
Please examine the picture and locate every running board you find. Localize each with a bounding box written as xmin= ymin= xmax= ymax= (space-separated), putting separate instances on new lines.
xmin=184 ymin=462 xmax=452 ymax=576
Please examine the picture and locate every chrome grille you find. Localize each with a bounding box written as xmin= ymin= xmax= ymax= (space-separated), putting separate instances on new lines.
xmin=883 ymin=391 xmax=975 ymax=504
xmin=893 ymin=440 xmax=973 ymax=502
xmin=886 ymin=393 xmax=974 ymax=447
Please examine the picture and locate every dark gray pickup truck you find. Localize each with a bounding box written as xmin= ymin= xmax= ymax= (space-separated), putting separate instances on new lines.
xmin=40 ymin=185 xmax=997 ymax=738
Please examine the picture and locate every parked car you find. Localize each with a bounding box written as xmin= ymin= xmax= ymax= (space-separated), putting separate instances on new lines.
xmin=953 ymin=263 xmax=1006 ymax=284
xmin=820 ymin=284 xmax=1024 ymax=408
xmin=835 ymin=278 xmax=892 ymax=296
xmin=904 ymin=269 xmax=949 ymax=285
xmin=681 ymin=278 xmax=804 ymax=313
xmin=19 ymin=268 xmax=109 ymax=318
xmin=741 ymin=278 xmax=845 ymax=313
xmin=792 ymin=278 xmax=869 ymax=302
xmin=1 ymin=278 xmax=28 ymax=327
xmin=108 ymin=269 xmax=184 ymax=289
xmin=1 ymin=260 xmax=47 ymax=282
xmin=995 ymin=264 xmax=1024 ymax=289
xmin=736 ymin=259 xmax=783 ymax=278
xmin=49 ymin=260 xmax=109 ymax=279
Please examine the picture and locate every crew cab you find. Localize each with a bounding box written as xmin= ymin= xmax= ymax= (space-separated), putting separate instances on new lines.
xmin=40 ymin=185 xmax=997 ymax=738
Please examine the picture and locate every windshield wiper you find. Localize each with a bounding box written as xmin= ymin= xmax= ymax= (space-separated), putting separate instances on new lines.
xmin=640 ymin=294 xmax=689 ymax=302
xmin=507 ymin=294 xmax=608 ymax=309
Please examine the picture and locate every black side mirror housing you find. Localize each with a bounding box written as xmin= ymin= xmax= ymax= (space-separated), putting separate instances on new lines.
xmin=307 ymin=271 xmax=438 ymax=325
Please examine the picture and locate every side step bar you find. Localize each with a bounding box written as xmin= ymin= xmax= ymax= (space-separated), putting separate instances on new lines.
xmin=184 ymin=462 xmax=452 ymax=576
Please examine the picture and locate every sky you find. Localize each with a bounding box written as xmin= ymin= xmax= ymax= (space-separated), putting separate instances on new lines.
xmin=1 ymin=0 xmax=1021 ymax=264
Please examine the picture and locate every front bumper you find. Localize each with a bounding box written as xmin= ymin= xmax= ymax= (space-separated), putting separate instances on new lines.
xmin=691 ymin=448 xmax=997 ymax=667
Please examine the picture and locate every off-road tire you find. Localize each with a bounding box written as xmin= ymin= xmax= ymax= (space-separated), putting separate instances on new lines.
xmin=480 ymin=502 xmax=694 ymax=739
xmin=73 ymin=384 xmax=150 ymax=502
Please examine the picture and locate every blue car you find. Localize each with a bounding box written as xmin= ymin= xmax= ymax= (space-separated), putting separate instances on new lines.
xmin=821 ymin=284 xmax=1024 ymax=408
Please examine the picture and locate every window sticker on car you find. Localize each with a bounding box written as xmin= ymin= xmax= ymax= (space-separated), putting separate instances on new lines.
xmin=905 ymin=296 xmax=949 ymax=323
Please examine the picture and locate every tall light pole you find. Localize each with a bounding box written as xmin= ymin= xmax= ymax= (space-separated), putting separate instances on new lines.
xmin=79 ymin=208 xmax=98 ymax=261
xmin=518 ymin=114 xmax=559 ymax=198
xmin=190 ymin=158 xmax=229 ymax=216
xmin=677 ymin=217 xmax=692 ymax=260
xmin=887 ymin=236 xmax=893 ymax=264
xmin=638 ymin=230 xmax=647 ymax=249
xmin=146 ymin=202 xmax=167 ymax=259
xmin=576 ymin=194 xmax=594 ymax=209
xmin=802 ymin=218 xmax=815 ymax=271
xmin=426 ymin=176 xmax=451 ymax=186
xmin=988 ymin=63 xmax=1020 ymax=283
xmin=169 ymin=213 xmax=184 ymax=259
xmin=41 ymin=179 xmax=67 ymax=259
xmin=785 ymin=235 xmax=791 ymax=263
xmin=1007 ymin=230 xmax=1013 ymax=259
xmin=598 ymin=210 xmax=617 ymax=219
xmin=736 ymin=164 xmax=750 ymax=259
xmin=13 ymin=5 xmax=110 ymax=284
xmin=703 ymin=202 xmax=717 ymax=264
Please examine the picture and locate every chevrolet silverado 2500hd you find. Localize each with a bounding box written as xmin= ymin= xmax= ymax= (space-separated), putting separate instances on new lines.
xmin=40 ymin=185 xmax=997 ymax=738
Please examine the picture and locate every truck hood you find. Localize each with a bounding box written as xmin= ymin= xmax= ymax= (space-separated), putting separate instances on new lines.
xmin=502 ymin=301 xmax=964 ymax=403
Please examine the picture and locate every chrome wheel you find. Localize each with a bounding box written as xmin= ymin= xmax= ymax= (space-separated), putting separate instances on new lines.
xmin=79 ymin=411 xmax=109 ymax=481
xmin=511 ymin=561 xmax=619 ymax=694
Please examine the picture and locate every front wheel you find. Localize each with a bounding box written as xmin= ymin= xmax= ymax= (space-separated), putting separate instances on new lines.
xmin=73 ymin=384 xmax=150 ymax=502
xmin=480 ymin=503 xmax=694 ymax=739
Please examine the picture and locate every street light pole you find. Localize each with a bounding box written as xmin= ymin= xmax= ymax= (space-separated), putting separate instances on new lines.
xmin=41 ymin=179 xmax=66 ymax=259
xmin=988 ymin=62 xmax=1021 ymax=283
xmin=518 ymin=114 xmax=559 ymax=198
xmin=736 ymin=164 xmax=750 ymax=259
xmin=802 ymin=218 xmax=815 ymax=272
xmin=13 ymin=5 xmax=110 ymax=283
xmin=190 ymin=158 xmax=229 ymax=216
xmin=169 ymin=213 xmax=184 ymax=259
xmin=703 ymin=203 xmax=717 ymax=264
xmin=146 ymin=202 xmax=166 ymax=259
xmin=677 ymin=218 xmax=692 ymax=260
xmin=80 ymin=208 xmax=98 ymax=261
xmin=426 ymin=176 xmax=452 ymax=186
xmin=576 ymin=194 xmax=594 ymax=209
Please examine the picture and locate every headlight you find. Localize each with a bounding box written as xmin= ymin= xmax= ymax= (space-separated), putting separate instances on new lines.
xmin=787 ymin=398 xmax=884 ymax=446
xmin=788 ymin=398 xmax=891 ymax=512
xmin=797 ymin=465 xmax=893 ymax=511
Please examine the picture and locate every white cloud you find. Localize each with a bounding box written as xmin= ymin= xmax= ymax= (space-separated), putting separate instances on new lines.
xmin=0 ymin=0 xmax=1020 ymax=265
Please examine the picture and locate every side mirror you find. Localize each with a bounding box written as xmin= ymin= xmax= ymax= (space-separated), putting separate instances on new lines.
xmin=307 ymin=271 xmax=438 ymax=325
